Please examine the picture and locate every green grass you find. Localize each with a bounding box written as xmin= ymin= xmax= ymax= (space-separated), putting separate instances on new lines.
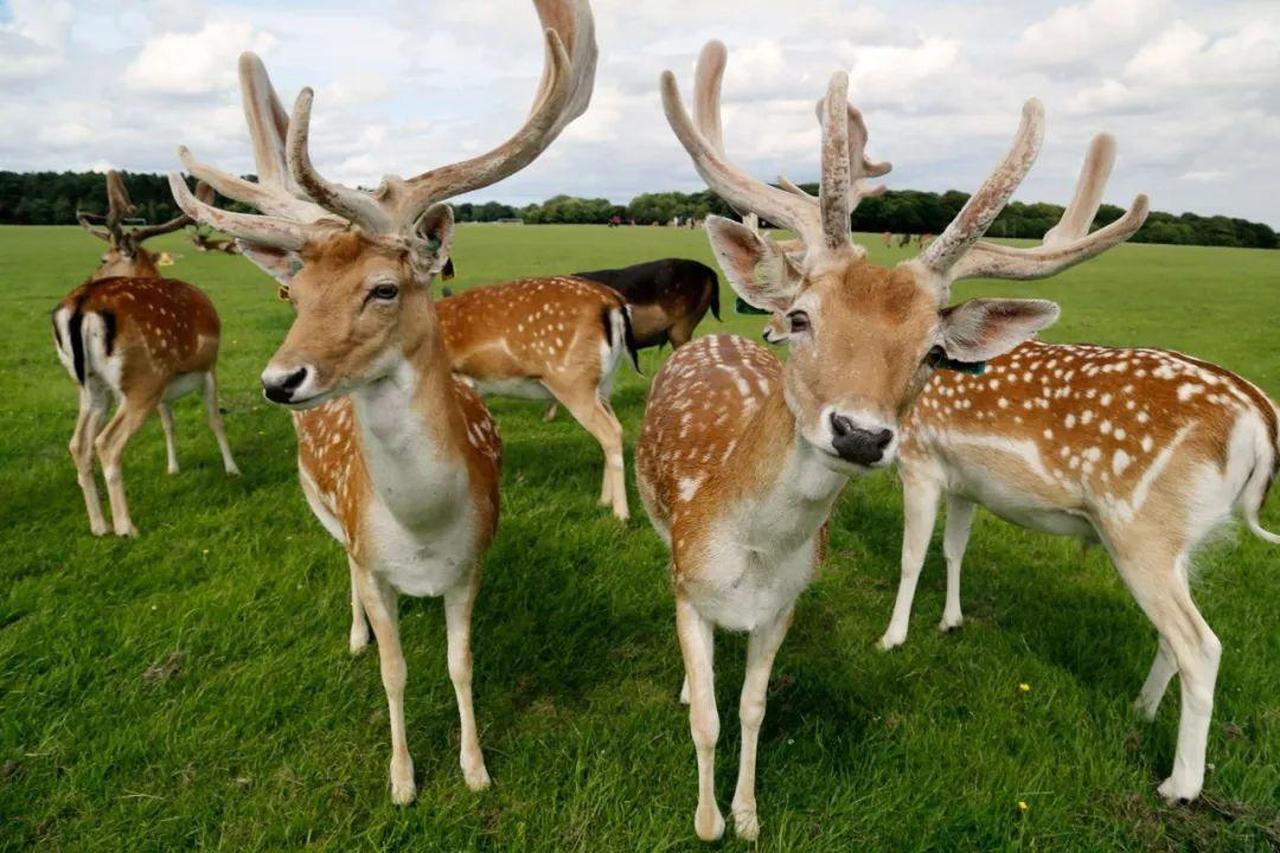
xmin=2 ymin=224 xmax=1279 ymax=850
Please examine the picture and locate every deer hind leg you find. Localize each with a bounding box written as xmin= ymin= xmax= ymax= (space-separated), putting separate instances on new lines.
xmin=347 ymin=555 xmax=369 ymax=655
xmin=202 ymin=372 xmax=240 ymax=476
xmin=94 ymin=395 xmax=156 ymax=537
xmin=158 ymin=403 xmax=179 ymax=474
xmin=550 ymin=385 xmax=628 ymax=521
xmin=731 ymin=604 xmax=794 ymax=841
xmin=880 ymin=473 xmax=942 ymax=650
xmin=444 ymin=568 xmax=490 ymax=791
xmin=70 ymin=384 xmax=110 ymax=535
xmin=1112 ymin=545 xmax=1220 ymax=803
xmin=676 ymin=595 xmax=723 ymax=841
xmin=353 ymin=565 xmax=415 ymax=804
xmin=940 ymin=494 xmax=976 ymax=632
xmin=542 ymin=402 xmax=558 ymax=422
xmin=1135 ymin=636 xmax=1177 ymax=721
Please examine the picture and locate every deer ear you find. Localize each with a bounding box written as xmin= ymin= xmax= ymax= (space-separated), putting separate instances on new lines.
xmin=410 ymin=203 xmax=455 ymax=279
xmin=237 ymin=240 xmax=302 ymax=286
xmin=705 ymin=215 xmax=802 ymax=313
xmin=940 ymin=298 xmax=1060 ymax=362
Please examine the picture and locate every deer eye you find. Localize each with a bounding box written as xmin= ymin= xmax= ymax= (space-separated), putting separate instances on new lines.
xmin=370 ymin=283 xmax=399 ymax=301
xmin=787 ymin=311 xmax=810 ymax=334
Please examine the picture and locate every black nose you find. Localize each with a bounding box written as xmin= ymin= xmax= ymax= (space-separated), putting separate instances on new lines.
xmin=263 ymin=367 xmax=308 ymax=404
xmin=830 ymin=414 xmax=893 ymax=465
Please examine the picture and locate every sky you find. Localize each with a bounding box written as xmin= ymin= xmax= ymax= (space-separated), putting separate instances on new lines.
xmin=3 ymin=0 xmax=1278 ymax=226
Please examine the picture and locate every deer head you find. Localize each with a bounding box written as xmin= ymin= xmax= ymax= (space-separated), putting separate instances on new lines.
xmin=663 ymin=41 xmax=1148 ymax=470
xmin=78 ymin=170 xmax=192 ymax=280
xmin=169 ymin=0 xmax=596 ymax=409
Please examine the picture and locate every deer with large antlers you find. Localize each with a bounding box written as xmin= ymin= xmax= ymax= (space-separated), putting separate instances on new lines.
xmin=636 ymin=41 xmax=1147 ymax=841
xmin=54 ymin=171 xmax=239 ymax=536
xmin=874 ymin=146 xmax=1272 ymax=804
xmin=168 ymin=0 xmax=595 ymax=803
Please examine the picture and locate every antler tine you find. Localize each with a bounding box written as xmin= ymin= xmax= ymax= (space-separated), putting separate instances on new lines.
xmin=167 ymin=173 xmax=313 ymax=251
xmin=76 ymin=211 xmax=111 ymax=242
xmin=663 ymin=40 xmax=825 ymax=246
xmin=178 ymin=55 xmax=335 ymax=224
xmin=286 ymin=87 xmax=392 ymax=231
xmin=128 ymin=209 xmax=193 ymax=242
xmin=812 ymin=98 xmax=892 ymax=203
xmin=949 ymin=133 xmax=1150 ymax=281
xmin=105 ymin=170 xmax=137 ymax=228
xmin=819 ymin=72 xmax=852 ymax=250
xmin=918 ymin=98 xmax=1045 ymax=279
xmin=281 ymin=0 xmax=596 ymax=234
xmin=393 ymin=0 xmax=597 ymax=229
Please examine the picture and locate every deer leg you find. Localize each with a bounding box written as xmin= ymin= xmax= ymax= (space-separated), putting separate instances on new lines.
xmin=676 ymin=595 xmax=722 ymax=841
xmin=553 ymin=388 xmax=628 ymax=521
xmin=1135 ymin=636 xmax=1177 ymax=721
xmin=94 ymin=397 xmax=155 ymax=537
xmin=353 ymin=566 xmax=415 ymax=804
xmin=1113 ymin=546 xmax=1220 ymax=803
xmin=542 ymin=402 xmax=558 ymax=422
xmin=444 ymin=568 xmax=490 ymax=791
xmin=731 ymin=604 xmax=794 ymax=841
xmin=940 ymin=494 xmax=976 ymax=632
xmin=203 ymin=372 xmax=240 ymax=476
xmin=880 ymin=474 xmax=941 ymax=650
xmin=347 ymin=555 xmax=369 ymax=655
xmin=158 ymin=402 xmax=179 ymax=474
xmin=69 ymin=384 xmax=110 ymax=535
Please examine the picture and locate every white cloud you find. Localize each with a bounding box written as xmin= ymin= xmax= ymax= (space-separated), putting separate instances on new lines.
xmin=1016 ymin=0 xmax=1164 ymax=69
xmin=123 ymin=20 xmax=276 ymax=95
xmin=0 ymin=0 xmax=1276 ymax=226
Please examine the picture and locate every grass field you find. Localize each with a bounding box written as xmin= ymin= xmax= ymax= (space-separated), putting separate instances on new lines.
xmin=2 ymin=223 xmax=1279 ymax=850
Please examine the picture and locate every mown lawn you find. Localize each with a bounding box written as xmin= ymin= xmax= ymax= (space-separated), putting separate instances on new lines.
xmin=1 ymin=224 xmax=1278 ymax=850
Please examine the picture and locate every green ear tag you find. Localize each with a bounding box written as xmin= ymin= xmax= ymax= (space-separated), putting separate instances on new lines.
xmin=735 ymin=296 xmax=770 ymax=316
xmin=426 ymin=236 xmax=441 ymax=253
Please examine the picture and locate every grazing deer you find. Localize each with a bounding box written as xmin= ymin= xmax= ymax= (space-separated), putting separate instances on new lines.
xmin=54 ymin=171 xmax=238 ymax=537
xmin=881 ymin=230 xmax=892 ymax=247
xmin=637 ymin=40 xmax=1148 ymax=841
xmin=436 ymin=276 xmax=638 ymax=520
xmin=879 ymin=222 xmax=1275 ymax=802
xmin=169 ymin=0 xmax=595 ymax=803
xmin=575 ymin=257 xmax=721 ymax=350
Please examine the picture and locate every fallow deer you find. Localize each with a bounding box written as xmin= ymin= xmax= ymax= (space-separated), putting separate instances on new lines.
xmin=574 ymin=257 xmax=721 ymax=350
xmin=877 ymin=159 xmax=1274 ymax=800
xmin=436 ymin=275 xmax=638 ymax=520
xmin=54 ymin=171 xmax=239 ymax=537
xmin=168 ymin=0 xmax=596 ymax=803
xmin=637 ymin=40 xmax=1148 ymax=841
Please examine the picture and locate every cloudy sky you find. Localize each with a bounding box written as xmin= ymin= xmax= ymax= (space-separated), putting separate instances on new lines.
xmin=4 ymin=0 xmax=1278 ymax=225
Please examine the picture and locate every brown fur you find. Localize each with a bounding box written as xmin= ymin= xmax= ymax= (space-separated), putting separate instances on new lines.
xmin=437 ymin=276 xmax=633 ymax=519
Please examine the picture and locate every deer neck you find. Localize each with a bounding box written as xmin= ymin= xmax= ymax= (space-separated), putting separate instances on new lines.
xmin=730 ymin=380 xmax=849 ymax=553
xmin=347 ymin=310 xmax=471 ymax=527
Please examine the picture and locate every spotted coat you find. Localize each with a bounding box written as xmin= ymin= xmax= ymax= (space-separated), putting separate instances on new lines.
xmin=900 ymin=339 xmax=1280 ymax=534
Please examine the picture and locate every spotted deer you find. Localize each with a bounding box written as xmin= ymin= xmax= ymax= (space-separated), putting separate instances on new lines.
xmin=636 ymin=40 xmax=1148 ymax=841
xmin=436 ymin=275 xmax=638 ymax=520
xmin=53 ymin=171 xmax=238 ymax=537
xmin=168 ymin=0 xmax=595 ymax=804
xmin=880 ymin=335 xmax=1278 ymax=802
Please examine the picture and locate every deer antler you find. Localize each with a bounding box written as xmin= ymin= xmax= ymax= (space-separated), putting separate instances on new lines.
xmin=946 ymin=134 xmax=1150 ymax=281
xmin=171 ymin=0 xmax=596 ymax=245
xmin=283 ymin=0 xmax=596 ymax=233
xmin=664 ymin=40 xmax=885 ymax=254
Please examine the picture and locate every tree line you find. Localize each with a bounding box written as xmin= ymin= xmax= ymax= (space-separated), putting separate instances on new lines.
xmin=1 ymin=170 xmax=1274 ymax=250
